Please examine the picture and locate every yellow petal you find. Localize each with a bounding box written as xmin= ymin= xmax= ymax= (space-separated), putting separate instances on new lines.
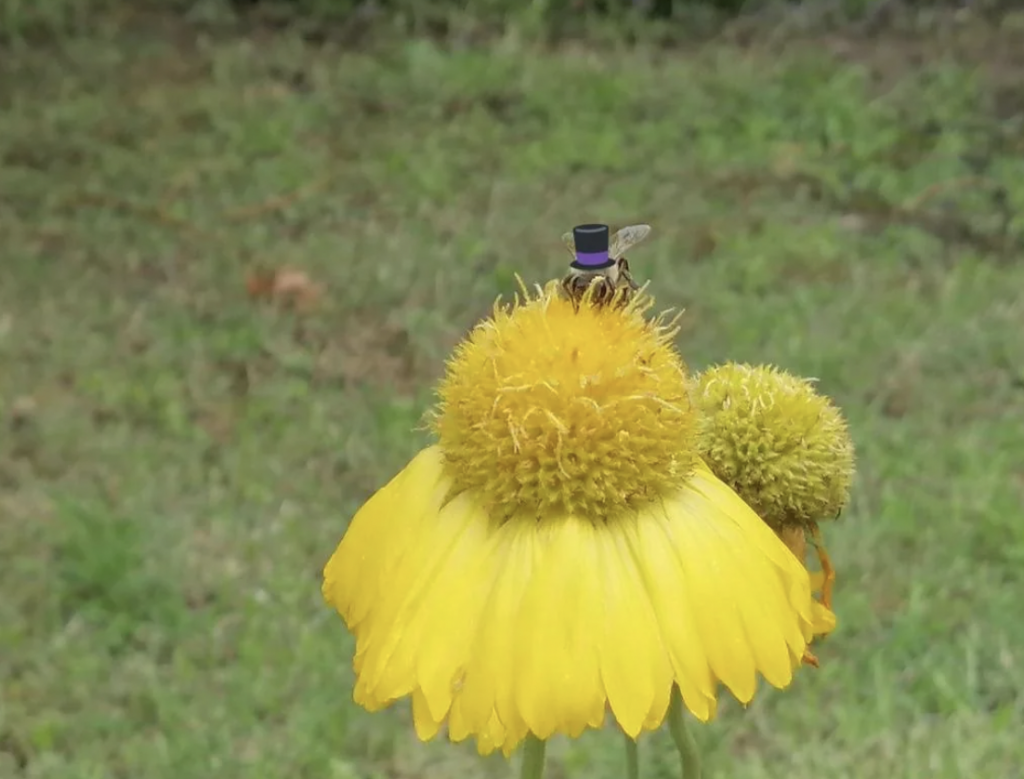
xmin=512 ymin=515 xmax=605 ymax=739
xmin=811 ymin=600 xmax=837 ymax=635
xmin=662 ymin=497 xmax=757 ymax=701
xmin=659 ymin=461 xmax=816 ymax=703
xmin=370 ymin=489 xmax=492 ymax=715
xmin=411 ymin=688 xmax=442 ymax=741
xmin=449 ymin=698 xmax=509 ymax=756
xmin=630 ymin=503 xmax=716 ymax=721
xmin=690 ymin=473 xmax=797 ymax=684
xmin=593 ymin=514 xmax=674 ymax=737
xmin=690 ymin=460 xmax=818 ymax=654
xmin=456 ymin=517 xmax=533 ymax=748
xmin=411 ymin=500 xmax=498 ymax=720
xmin=323 ymin=447 xmax=448 ymax=632
xmin=324 ymin=447 xmax=493 ymax=716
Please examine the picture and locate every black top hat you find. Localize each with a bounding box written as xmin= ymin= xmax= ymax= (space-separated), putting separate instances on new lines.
xmin=570 ymin=224 xmax=613 ymax=270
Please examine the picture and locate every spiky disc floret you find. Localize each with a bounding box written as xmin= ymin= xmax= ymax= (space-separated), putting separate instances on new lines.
xmin=693 ymin=363 xmax=854 ymax=531
xmin=431 ymin=283 xmax=698 ymax=521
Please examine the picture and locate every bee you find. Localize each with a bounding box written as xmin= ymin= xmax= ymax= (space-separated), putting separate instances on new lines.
xmin=560 ymin=223 xmax=651 ymax=310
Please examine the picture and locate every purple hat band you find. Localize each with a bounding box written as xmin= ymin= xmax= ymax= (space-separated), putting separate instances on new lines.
xmin=574 ymin=250 xmax=610 ymax=267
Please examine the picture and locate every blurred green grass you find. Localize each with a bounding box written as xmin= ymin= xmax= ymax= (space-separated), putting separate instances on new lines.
xmin=2 ymin=12 xmax=1024 ymax=779
xmin=0 ymin=0 xmax=990 ymax=45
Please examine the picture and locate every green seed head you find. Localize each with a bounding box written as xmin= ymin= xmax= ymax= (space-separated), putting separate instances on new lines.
xmin=693 ymin=362 xmax=855 ymax=531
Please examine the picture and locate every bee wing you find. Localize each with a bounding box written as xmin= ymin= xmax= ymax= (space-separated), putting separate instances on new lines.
xmin=609 ymin=224 xmax=651 ymax=260
xmin=561 ymin=231 xmax=577 ymax=258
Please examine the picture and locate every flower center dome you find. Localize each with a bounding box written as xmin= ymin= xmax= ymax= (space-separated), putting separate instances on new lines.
xmin=432 ymin=285 xmax=699 ymax=521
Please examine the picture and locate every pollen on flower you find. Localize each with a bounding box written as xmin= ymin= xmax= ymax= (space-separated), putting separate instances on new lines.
xmin=693 ymin=362 xmax=855 ymax=531
xmin=430 ymin=282 xmax=699 ymax=521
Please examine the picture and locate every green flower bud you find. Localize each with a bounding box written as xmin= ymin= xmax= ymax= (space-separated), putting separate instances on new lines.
xmin=693 ymin=363 xmax=854 ymax=532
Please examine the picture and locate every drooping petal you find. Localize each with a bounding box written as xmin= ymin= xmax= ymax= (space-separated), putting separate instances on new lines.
xmin=323 ymin=447 xmax=493 ymax=713
xmin=659 ymin=460 xmax=816 ymax=703
xmin=372 ymin=487 xmax=494 ymax=717
xmin=811 ymin=599 xmax=837 ymax=636
xmin=454 ymin=517 xmax=534 ymax=753
xmin=512 ymin=515 xmax=605 ymax=740
xmin=449 ymin=696 xmax=510 ymax=756
xmin=411 ymin=688 xmax=441 ymax=741
xmin=629 ymin=504 xmax=717 ymax=721
xmin=457 ymin=510 xmax=674 ymax=752
xmin=687 ymin=460 xmax=817 ymax=653
xmin=662 ymin=504 xmax=757 ymax=700
xmin=593 ymin=515 xmax=674 ymax=738
xmin=323 ymin=447 xmax=446 ymax=630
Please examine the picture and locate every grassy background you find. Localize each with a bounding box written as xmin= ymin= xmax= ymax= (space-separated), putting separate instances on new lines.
xmin=0 ymin=0 xmax=1000 ymax=45
xmin=2 ymin=5 xmax=1024 ymax=779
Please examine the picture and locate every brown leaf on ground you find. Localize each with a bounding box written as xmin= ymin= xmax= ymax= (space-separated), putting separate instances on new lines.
xmin=246 ymin=267 xmax=324 ymax=311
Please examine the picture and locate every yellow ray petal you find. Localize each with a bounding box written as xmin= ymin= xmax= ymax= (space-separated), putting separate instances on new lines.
xmin=594 ymin=514 xmax=673 ymax=738
xmin=630 ymin=502 xmax=716 ymax=721
xmin=449 ymin=699 xmax=510 ymax=756
xmin=364 ymin=489 xmax=493 ymax=714
xmin=354 ymin=508 xmax=476 ymax=703
xmin=688 ymin=460 xmax=818 ymax=652
xmin=513 ymin=515 xmax=605 ymax=740
xmin=660 ymin=461 xmax=817 ymax=703
xmin=327 ymin=448 xmax=492 ymax=713
xmin=323 ymin=447 xmax=448 ymax=632
xmin=720 ymin=530 xmax=797 ymax=686
xmin=456 ymin=517 xmax=534 ymax=748
xmin=690 ymin=471 xmax=799 ymax=683
xmin=689 ymin=460 xmax=816 ymax=579
xmin=811 ymin=600 xmax=837 ymax=635
xmin=412 ymin=497 xmax=499 ymax=722
xmin=662 ymin=496 xmax=757 ymax=702
xmin=411 ymin=688 xmax=442 ymax=742
xmin=481 ymin=712 xmax=509 ymax=757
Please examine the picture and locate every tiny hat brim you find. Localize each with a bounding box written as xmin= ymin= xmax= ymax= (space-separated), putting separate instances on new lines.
xmin=570 ymin=258 xmax=615 ymax=270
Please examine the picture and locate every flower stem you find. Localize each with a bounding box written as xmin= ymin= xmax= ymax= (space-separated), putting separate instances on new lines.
xmin=519 ymin=735 xmax=547 ymax=779
xmin=623 ymin=732 xmax=640 ymax=779
xmin=667 ymin=686 xmax=701 ymax=779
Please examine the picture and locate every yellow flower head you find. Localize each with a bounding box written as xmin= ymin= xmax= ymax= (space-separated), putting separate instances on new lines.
xmin=432 ymin=286 xmax=697 ymax=520
xmin=323 ymin=285 xmax=831 ymax=757
xmin=693 ymin=363 xmax=855 ymax=532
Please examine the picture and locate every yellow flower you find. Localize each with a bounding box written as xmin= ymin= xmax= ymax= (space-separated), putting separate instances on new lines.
xmin=323 ymin=285 xmax=832 ymax=757
xmin=692 ymin=362 xmax=855 ymax=625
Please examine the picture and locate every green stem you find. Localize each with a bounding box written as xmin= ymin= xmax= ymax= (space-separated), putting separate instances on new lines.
xmin=519 ymin=735 xmax=547 ymax=779
xmin=667 ymin=686 xmax=702 ymax=779
xmin=623 ymin=732 xmax=640 ymax=779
